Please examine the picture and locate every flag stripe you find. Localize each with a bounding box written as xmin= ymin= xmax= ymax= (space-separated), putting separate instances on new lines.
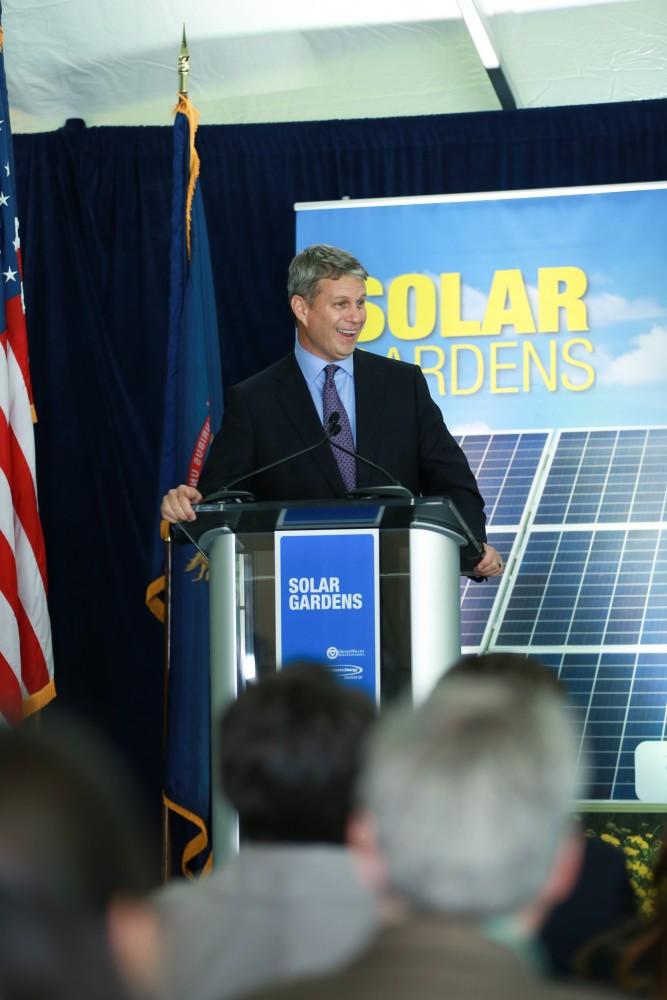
xmin=13 ymin=517 xmax=52 ymax=690
xmin=0 ymin=529 xmax=49 ymax=696
xmin=0 ymin=644 xmax=22 ymax=725
xmin=6 ymin=274 xmax=35 ymax=406
xmin=0 ymin=407 xmax=47 ymax=590
xmin=0 ymin=587 xmax=20 ymax=676
xmin=4 ymin=329 xmax=38 ymax=480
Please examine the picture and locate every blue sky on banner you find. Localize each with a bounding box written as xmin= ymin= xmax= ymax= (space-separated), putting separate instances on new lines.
xmin=296 ymin=185 xmax=667 ymax=434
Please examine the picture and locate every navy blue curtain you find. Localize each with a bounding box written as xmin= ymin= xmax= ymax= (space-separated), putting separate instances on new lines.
xmin=13 ymin=98 xmax=667 ymax=830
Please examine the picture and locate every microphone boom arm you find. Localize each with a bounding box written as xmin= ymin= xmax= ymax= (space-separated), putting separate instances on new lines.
xmin=330 ymin=439 xmax=414 ymax=499
xmin=201 ymin=413 xmax=341 ymax=504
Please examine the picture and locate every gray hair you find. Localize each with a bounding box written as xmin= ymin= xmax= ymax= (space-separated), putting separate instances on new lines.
xmin=287 ymin=245 xmax=368 ymax=303
xmin=360 ymin=675 xmax=583 ymax=916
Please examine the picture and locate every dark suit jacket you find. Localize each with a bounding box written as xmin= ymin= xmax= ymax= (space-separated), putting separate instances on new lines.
xmin=540 ymin=837 xmax=637 ymax=978
xmin=198 ymin=350 xmax=487 ymax=541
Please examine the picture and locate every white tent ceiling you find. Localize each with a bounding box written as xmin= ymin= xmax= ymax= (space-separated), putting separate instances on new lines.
xmin=3 ymin=0 xmax=666 ymax=133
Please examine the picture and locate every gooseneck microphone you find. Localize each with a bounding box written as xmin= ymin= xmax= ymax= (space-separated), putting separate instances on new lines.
xmin=330 ymin=438 xmax=414 ymax=499
xmin=201 ymin=412 xmax=342 ymax=503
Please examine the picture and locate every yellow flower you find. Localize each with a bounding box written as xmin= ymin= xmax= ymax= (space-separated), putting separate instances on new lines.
xmin=601 ymin=834 xmax=621 ymax=847
xmin=623 ymin=846 xmax=639 ymax=857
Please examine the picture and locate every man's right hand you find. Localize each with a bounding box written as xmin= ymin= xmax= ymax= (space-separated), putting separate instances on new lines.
xmin=160 ymin=484 xmax=203 ymax=523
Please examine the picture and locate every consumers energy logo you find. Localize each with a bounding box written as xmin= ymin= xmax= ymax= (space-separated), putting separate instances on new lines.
xmin=330 ymin=664 xmax=364 ymax=679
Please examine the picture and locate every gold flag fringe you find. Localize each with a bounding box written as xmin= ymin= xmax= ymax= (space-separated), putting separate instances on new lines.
xmin=173 ymin=93 xmax=201 ymax=261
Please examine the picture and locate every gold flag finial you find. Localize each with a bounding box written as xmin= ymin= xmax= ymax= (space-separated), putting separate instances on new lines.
xmin=178 ymin=24 xmax=190 ymax=95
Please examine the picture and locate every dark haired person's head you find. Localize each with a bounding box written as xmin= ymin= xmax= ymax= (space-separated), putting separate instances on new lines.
xmin=220 ymin=664 xmax=375 ymax=844
xmin=0 ymin=718 xmax=161 ymax=998
xmin=0 ymin=719 xmax=157 ymax=914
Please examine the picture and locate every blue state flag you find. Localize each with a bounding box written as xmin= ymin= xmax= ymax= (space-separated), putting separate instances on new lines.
xmin=147 ymin=96 xmax=223 ymax=876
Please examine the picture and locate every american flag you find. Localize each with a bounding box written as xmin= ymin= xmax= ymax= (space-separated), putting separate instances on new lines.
xmin=0 ymin=22 xmax=54 ymax=723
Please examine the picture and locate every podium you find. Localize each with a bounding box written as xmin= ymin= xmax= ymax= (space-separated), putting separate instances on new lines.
xmin=175 ymin=494 xmax=483 ymax=860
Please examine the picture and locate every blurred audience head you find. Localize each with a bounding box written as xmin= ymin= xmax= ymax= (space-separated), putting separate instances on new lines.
xmin=0 ymin=716 xmax=156 ymax=910
xmin=357 ymin=668 xmax=583 ymax=926
xmin=220 ymin=663 xmax=375 ymax=844
xmin=0 ymin=716 xmax=160 ymax=997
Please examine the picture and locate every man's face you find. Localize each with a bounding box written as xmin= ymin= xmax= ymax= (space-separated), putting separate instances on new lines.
xmin=292 ymin=276 xmax=367 ymax=363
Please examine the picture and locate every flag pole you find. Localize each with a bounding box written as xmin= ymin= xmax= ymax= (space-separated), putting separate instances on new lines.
xmin=161 ymin=531 xmax=173 ymax=882
xmin=160 ymin=26 xmax=189 ymax=882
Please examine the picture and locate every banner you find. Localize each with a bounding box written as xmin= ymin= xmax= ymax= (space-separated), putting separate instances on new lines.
xmin=296 ymin=184 xmax=667 ymax=803
xmin=297 ymin=183 xmax=667 ymax=434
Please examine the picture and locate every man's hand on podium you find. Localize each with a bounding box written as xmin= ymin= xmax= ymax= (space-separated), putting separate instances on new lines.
xmin=161 ymin=484 xmax=203 ymax=523
xmin=473 ymin=543 xmax=504 ymax=578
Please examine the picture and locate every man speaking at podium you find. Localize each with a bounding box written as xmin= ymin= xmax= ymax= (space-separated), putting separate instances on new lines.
xmin=161 ymin=244 xmax=503 ymax=578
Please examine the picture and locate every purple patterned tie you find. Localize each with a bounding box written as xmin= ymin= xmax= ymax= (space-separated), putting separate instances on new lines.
xmin=322 ymin=364 xmax=357 ymax=490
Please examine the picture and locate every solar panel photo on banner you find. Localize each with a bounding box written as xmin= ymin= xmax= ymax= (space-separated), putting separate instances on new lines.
xmin=458 ymin=427 xmax=667 ymax=803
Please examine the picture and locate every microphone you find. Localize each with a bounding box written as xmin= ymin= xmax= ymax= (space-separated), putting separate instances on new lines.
xmin=201 ymin=412 xmax=342 ymax=503
xmin=330 ymin=438 xmax=413 ymax=499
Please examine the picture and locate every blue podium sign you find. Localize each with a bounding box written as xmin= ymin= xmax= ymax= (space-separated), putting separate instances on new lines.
xmin=275 ymin=530 xmax=380 ymax=703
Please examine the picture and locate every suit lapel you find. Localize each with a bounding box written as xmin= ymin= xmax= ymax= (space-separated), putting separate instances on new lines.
xmin=272 ymin=353 xmax=345 ymax=494
xmin=354 ymin=350 xmax=386 ymax=488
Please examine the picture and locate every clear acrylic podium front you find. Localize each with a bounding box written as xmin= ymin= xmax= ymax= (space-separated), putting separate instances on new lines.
xmin=181 ymin=494 xmax=483 ymax=860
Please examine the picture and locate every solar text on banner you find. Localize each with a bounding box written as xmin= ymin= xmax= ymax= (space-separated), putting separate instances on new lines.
xmin=147 ymin=95 xmax=222 ymax=875
xmin=0 ymin=21 xmax=54 ymax=723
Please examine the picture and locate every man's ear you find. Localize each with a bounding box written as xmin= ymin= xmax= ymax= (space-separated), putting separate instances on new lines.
xmin=106 ymin=897 xmax=161 ymax=996
xmin=291 ymin=294 xmax=307 ymax=325
xmin=346 ymin=810 xmax=387 ymax=891
xmin=539 ymin=825 xmax=585 ymax=912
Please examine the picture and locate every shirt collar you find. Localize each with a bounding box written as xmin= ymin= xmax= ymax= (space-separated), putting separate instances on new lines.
xmin=479 ymin=914 xmax=546 ymax=975
xmin=294 ymin=335 xmax=355 ymax=385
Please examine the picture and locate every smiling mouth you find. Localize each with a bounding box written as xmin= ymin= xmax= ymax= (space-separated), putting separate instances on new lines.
xmin=337 ymin=329 xmax=358 ymax=338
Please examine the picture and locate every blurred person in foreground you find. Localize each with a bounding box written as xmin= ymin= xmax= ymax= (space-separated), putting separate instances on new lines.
xmin=152 ymin=663 xmax=377 ymax=1000
xmin=0 ymin=880 xmax=130 ymax=1000
xmin=0 ymin=720 xmax=161 ymax=999
xmin=251 ymin=670 xmax=621 ymax=1000
xmin=446 ymin=653 xmax=637 ymax=979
